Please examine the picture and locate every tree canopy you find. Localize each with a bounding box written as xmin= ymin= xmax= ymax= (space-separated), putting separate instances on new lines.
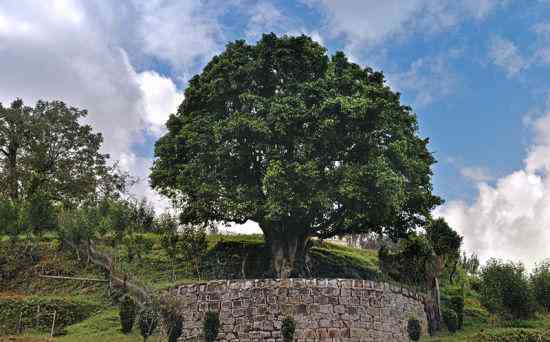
xmin=0 ymin=99 xmax=127 ymax=205
xmin=151 ymin=33 xmax=442 ymax=277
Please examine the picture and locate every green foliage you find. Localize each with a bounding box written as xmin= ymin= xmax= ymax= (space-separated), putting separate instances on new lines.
xmin=474 ymin=327 xmax=550 ymax=341
xmin=138 ymin=305 xmax=159 ymax=342
xmin=203 ymin=311 xmax=220 ymax=342
xmin=480 ymin=259 xmax=536 ymax=320
xmin=426 ymin=218 xmax=462 ymax=258
xmin=531 ymin=260 xmax=550 ymax=312
xmin=180 ymin=224 xmax=208 ymax=278
xmin=0 ymin=99 xmax=121 ymax=204
xmin=0 ymin=198 xmax=23 ymax=240
xmin=407 ymin=317 xmax=421 ymax=341
xmin=0 ymin=296 xmax=100 ymax=335
xmin=151 ymin=33 xmax=442 ymax=275
xmin=379 ymin=234 xmax=434 ymax=286
xmin=443 ymin=308 xmax=459 ymax=333
xmin=282 ymin=316 xmax=296 ymax=342
xmin=119 ymin=295 xmax=136 ymax=334
xmin=460 ymin=252 xmax=480 ymax=276
xmin=449 ymin=295 xmax=465 ymax=329
xmin=27 ymin=193 xmax=57 ymax=236
xmin=160 ymin=299 xmax=184 ymax=342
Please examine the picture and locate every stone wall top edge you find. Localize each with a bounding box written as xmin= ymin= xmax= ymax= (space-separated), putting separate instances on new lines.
xmin=168 ymin=278 xmax=426 ymax=300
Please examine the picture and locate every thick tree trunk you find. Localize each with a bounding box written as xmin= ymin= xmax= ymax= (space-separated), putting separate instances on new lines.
xmin=424 ymin=276 xmax=442 ymax=334
xmin=425 ymin=255 xmax=444 ymax=335
xmin=263 ymin=226 xmax=309 ymax=279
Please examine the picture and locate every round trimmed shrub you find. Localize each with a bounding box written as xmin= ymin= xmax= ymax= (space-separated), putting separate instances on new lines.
xmin=167 ymin=314 xmax=183 ymax=342
xmin=119 ymin=295 xmax=136 ymax=334
xmin=138 ymin=306 xmax=159 ymax=342
xmin=407 ymin=317 xmax=421 ymax=341
xmin=443 ymin=308 xmax=458 ymax=334
xmin=203 ymin=311 xmax=219 ymax=342
xmin=282 ymin=316 xmax=296 ymax=342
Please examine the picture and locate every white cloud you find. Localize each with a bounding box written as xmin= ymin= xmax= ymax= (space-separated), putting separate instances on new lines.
xmin=0 ymin=0 xmax=194 ymax=211
xmin=488 ymin=36 xmax=528 ymax=77
xmin=387 ymin=54 xmax=457 ymax=106
xmin=460 ymin=166 xmax=493 ymax=183
xmin=137 ymin=71 xmax=184 ymax=136
xmin=134 ymin=0 xmax=222 ymax=76
xmin=436 ymin=98 xmax=550 ymax=270
xmin=304 ymin=0 xmax=503 ymax=54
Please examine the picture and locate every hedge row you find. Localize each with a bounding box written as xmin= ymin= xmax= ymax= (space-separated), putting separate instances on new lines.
xmin=475 ymin=328 xmax=550 ymax=341
xmin=0 ymin=296 xmax=100 ymax=335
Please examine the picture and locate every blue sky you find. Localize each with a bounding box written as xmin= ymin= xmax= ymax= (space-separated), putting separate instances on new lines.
xmin=1 ymin=0 xmax=550 ymax=267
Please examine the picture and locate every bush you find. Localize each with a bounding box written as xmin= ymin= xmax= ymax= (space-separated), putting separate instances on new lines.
xmin=203 ymin=311 xmax=219 ymax=342
xmin=119 ymin=295 xmax=136 ymax=334
xmin=28 ymin=194 xmax=57 ymax=237
xmin=449 ymin=295 xmax=464 ymax=329
xmin=480 ymin=259 xmax=536 ymax=320
xmin=160 ymin=299 xmax=183 ymax=342
xmin=443 ymin=308 xmax=458 ymax=333
xmin=282 ymin=316 xmax=296 ymax=342
xmin=167 ymin=317 xmax=183 ymax=342
xmin=531 ymin=260 xmax=550 ymax=312
xmin=407 ymin=317 xmax=421 ymax=341
xmin=138 ymin=306 xmax=159 ymax=342
xmin=475 ymin=327 xmax=550 ymax=341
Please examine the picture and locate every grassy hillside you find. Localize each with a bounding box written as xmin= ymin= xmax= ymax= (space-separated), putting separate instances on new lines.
xmin=3 ymin=234 xmax=548 ymax=342
xmin=0 ymin=234 xmax=381 ymax=341
xmin=93 ymin=233 xmax=381 ymax=290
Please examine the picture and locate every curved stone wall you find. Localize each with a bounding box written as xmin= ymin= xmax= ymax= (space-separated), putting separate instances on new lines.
xmin=166 ymin=278 xmax=428 ymax=341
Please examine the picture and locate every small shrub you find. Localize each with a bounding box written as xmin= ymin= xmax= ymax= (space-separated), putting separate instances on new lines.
xmin=281 ymin=316 xmax=296 ymax=342
xmin=449 ymin=295 xmax=464 ymax=329
xmin=531 ymin=260 xmax=550 ymax=312
xmin=160 ymin=297 xmax=184 ymax=342
xmin=203 ymin=311 xmax=219 ymax=342
xmin=167 ymin=317 xmax=183 ymax=342
xmin=138 ymin=306 xmax=159 ymax=342
xmin=119 ymin=295 xmax=136 ymax=334
xmin=480 ymin=259 xmax=536 ymax=320
xmin=407 ymin=317 xmax=421 ymax=341
xmin=443 ymin=308 xmax=458 ymax=333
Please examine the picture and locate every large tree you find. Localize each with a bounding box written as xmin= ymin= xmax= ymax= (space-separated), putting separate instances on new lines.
xmin=151 ymin=34 xmax=442 ymax=278
xmin=0 ymin=99 xmax=124 ymax=205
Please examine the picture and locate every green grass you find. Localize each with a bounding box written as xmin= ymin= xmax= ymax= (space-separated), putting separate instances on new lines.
xmin=95 ymin=234 xmax=385 ymax=291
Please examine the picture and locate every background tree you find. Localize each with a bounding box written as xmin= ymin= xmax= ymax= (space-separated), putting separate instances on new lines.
xmin=151 ymin=33 xmax=442 ymax=277
xmin=0 ymin=99 xmax=115 ymax=205
xmin=379 ymin=218 xmax=461 ymax=333
xmin=480 ymin=259 xmax=536 ymax=320
xmin=531 ymin=259 xmax=550 ymax=312
xmin=158 ymin=213 xmax=182 ymax=281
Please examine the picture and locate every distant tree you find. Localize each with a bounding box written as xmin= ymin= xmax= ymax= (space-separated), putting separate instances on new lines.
xmin=27 ymin=192 xmax=57 ymax=238
xmin=425 ymin=218 xmax=462 ymax=333
xmin=0 ymin=99 xmax=122 ymax=205
xmin=379 ymin=218 xmax=461 ymax=334
xmin=151 ymin=33 xmax=442 ymax=278
xmin=158 ymin=213 xmax=182 ymax=281
xmin=179 ymin=223 xmax=208 ymax=279
xmin=460 ymin=252 xmax=480 ymax=277
xmin=531 ymin=259 xmax=550 ymax=312
xmin=0 ymin=199 xmax=23 ymax=241
xmin=480 ymin=259 xmax=536 ymax=320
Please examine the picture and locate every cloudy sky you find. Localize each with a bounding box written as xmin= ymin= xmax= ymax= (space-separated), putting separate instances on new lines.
xmin=1 ymin=0 xmax=550 ymax=268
